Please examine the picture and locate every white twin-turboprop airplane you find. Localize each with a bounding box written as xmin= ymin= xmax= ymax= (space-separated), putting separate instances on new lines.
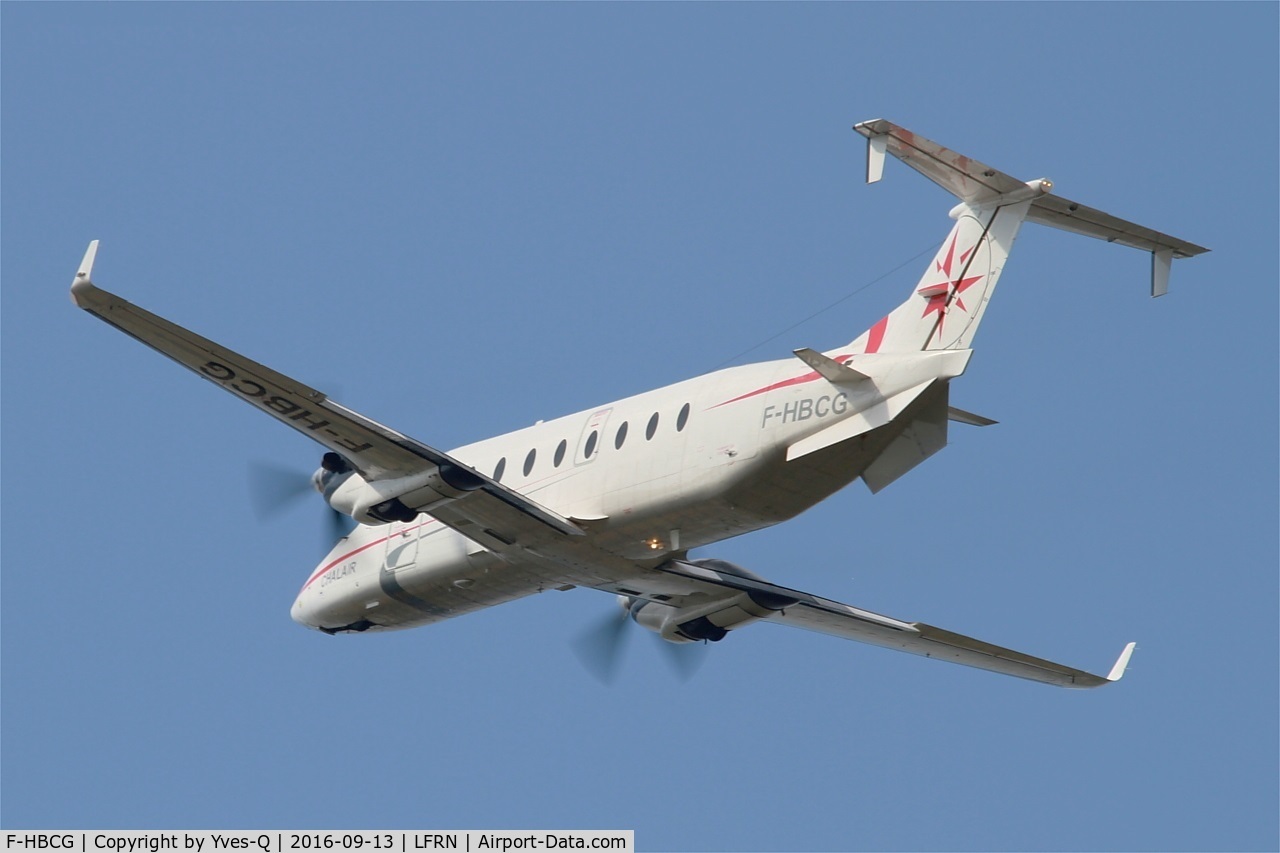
xmin=71 ymin=120 xmax=1207 ymax=687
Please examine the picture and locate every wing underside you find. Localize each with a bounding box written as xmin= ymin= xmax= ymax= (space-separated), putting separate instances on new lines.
xmin=69 ymin=242 xmax=582 ymax=543
xmin=649 ymin=560 xmax=1134 ymax=688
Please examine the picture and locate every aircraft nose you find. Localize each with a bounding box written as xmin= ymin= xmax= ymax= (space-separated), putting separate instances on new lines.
xmin=291 ymin=589 xmax=322 ymax=631
xmin=290 ymin=580 xmax=375 ymax=634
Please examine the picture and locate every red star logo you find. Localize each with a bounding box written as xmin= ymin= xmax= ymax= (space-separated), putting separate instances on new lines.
xmin=918 ymin=233 xmax=984 ymax=338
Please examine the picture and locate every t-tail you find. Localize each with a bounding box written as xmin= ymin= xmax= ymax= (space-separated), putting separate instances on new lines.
xmin=846 ymin=119 xmax=1209 ymax=355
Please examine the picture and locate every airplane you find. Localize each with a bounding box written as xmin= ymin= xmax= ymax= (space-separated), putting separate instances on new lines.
xmin=70 ymin=119 xmax=1207 ymax=688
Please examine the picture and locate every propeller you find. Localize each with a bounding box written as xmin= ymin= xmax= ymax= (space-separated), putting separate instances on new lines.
xmin=248 ymin=462 xmax=314 ymax=520
xmin=573 ymin=599 xmax=709 ymax=684
xmin=248 ymin=459 xmax=353 ymax=546
xmin=572 ymin=606 xmax=632 ymax=685
xmin=324 ymin=504 xmax=350 ymax=542
xmin=656 ymin=635 xmax=708 ymax=682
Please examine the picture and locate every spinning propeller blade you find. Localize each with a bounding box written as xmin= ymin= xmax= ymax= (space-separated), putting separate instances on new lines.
xmin=573 ymin=607 xmax=631 ymax=685
xmin=249 ymin=460 xmax=353 ymax=547
xmin=327 ymin=507 xmax=351 ymax=542
xmin=656 ymin=635 xmax=708 ymax=682
xmin=248 ymin=462 xmax=313 ymax=520
xmin=574 ymin=601 xmax=709 ymax=684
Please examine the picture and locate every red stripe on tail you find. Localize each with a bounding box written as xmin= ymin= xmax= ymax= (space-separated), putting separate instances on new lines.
xmin=865 ymin=316 xmax=888 ymax=353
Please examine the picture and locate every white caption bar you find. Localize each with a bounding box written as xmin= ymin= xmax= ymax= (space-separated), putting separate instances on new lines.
xmin=2 ymin=833 xmax=634 ymax=853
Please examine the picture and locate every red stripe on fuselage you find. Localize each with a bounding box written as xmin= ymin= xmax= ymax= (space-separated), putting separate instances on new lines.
xmin=297 ymin=466 xmax=580 ymax=592
xmin=300 ymin=519 xmax=439 ymax=591
xmin=709 ymin=352 xmax=855 ymax=409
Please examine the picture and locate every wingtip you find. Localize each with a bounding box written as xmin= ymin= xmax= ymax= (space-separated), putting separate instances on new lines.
xmin=70 ymin=240 xmax=100 ymax=304
xmin=852 ymin=118 xmax=890 ymax=136
xmin=1106 ymin=641 xmax=1137 ymax=682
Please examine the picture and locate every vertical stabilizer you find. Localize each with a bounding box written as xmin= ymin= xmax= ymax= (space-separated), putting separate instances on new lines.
xmin=850 ymin=199 xmax=1032 ymax=354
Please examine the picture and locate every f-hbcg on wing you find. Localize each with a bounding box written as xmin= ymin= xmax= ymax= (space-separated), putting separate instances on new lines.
xmin=69 ymin=241 xmax=582 ymax=542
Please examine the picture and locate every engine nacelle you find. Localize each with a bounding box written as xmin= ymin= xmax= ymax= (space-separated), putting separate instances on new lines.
xmin=625 ymin=559 xmax=798 ymax=643
xmin=316 ymin=459 xmax=484 ymax=525
xmin=627 ymin=598 xmax=707 ymax=643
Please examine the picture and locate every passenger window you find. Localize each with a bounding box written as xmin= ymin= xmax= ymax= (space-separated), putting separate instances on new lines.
xmin=646 ymin=412 xmax=659 ymax=440
xmin=523 ymin=448 xmax=536 ymax=477
xmin=554 ymin=439 xmax=567 ymax=467
xmin=584 ymin=430 xmax=598 ymax=459
xmin=493 ymin=458 xmax=506 ymax=481
xmin=677 ymin=403 xmax=690 ymax=432
xmin=615 ymin=422 xmax=628 ymax=450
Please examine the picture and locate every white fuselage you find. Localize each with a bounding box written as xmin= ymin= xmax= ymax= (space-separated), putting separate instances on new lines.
xmin=291 ymin=346 xmax=966 ymax=633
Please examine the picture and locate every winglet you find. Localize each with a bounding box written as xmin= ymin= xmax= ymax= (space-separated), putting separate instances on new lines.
xmin=1106 ymin=641 xmax=1137 ymax=682
xmin=71 ymin=240 xmax=100 ymax=304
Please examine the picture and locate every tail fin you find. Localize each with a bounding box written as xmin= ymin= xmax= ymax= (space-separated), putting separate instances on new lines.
xmin=846 ymin=120 xmax=1209 ymax=354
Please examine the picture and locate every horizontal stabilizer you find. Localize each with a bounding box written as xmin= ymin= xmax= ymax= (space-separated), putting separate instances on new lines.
xmin=1025 ymin=195 xmax=1207 ymax=260
xmin=853 ymin=119 xmax=1208 ymax=295
xmin=855 ymin=118 xmax=1026 ymax=205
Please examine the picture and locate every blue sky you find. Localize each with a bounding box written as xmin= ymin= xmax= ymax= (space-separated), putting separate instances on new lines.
xmin=3 ymin=4 xmax=1276 ymax=850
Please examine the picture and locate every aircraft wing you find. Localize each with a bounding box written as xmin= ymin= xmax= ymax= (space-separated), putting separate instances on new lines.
xmin=653 ymin=559 xmax=1135 ymax=688
xmin=69 ymin=241 xmax=582 ymax=538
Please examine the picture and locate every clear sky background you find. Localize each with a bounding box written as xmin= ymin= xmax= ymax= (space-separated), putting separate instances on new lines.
xmin=3 ymin=4 xmax=1276 ymax=851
